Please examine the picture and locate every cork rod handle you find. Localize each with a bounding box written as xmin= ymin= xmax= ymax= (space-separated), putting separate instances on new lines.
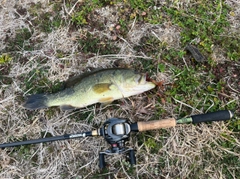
xmin=137 ymin=118 xmax=176 ymax=132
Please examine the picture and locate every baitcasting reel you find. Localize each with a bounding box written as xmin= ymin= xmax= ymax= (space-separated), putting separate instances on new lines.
xmin=98 ymin=118 xmax=136 ymax=169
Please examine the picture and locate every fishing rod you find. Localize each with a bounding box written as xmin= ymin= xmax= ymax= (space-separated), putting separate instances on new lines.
xmin=0 ymin=110 xmax=234 ymax=169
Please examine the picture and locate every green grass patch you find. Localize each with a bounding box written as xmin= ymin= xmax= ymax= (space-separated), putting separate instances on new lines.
xmin=29 ymin=2 xmax=63 ymax=33
xmin=164 ymin=64 xmax=237 ymax=116
xmin=137 ymin=129 xmax=170 ymax=154
xmin=0 ymin=54 xmax=12 ymax=83
xmin=0 ymin=53 xmax=12 ymax=64
xmin=161 ymin=1 xmax=238 ymax=61
xmin=78 ymin=31 xmax=120 ymax=55
xmin=7 ymin=135 xmax=38 ymax=162
xmin=134 ymin=35 xmax=167 ymax=57
xmin=23 ymin=63 xmax=63 ymax=94
xmin=71 ymin=0 xmax=113 ymax=26
xmin=227 ymin=119 xmax=240 ymax=132
xmin=5 ymin=28 xmax=32 ymax=52
xmin=218 ymin=134 xmax=240 ymax=178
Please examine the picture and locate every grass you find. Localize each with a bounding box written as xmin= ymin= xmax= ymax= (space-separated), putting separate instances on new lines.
xmin=78 ymin=31 xmax=120 ymax=55
xmin=0 ymin=0 xmax=239 ymax=178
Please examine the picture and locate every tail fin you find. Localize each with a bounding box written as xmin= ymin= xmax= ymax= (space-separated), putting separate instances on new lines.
xmin=23 ymin=94 xmax=48 ymax=110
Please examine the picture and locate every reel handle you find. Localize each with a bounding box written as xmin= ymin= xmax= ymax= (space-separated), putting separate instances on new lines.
xmin=99 ymin=153 xmax=106 ymax=169
xmin=128 ymin=149 xmax=136 ymax=165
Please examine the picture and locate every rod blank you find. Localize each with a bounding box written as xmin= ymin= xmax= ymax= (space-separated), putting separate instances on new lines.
xmin=0 ymin=132 xmax=92 ymax=149
xmin=0 ymin=135 xmax=69 ymax=148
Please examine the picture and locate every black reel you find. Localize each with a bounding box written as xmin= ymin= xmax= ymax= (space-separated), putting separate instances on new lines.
xmin=99 ymin=118 xmax=136 ymax=169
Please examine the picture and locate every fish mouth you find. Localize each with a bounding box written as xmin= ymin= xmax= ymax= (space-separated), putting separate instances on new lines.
xmin=145 ymin=73 xmax=152 ymax=82
xmin=143 ymin=74 xmax=162 ymax=88
xmin=122 ymin=73 xmax=156 ymax=96
xmin=138 ymin=73 xmax=153 ymax=84
xmin=135 ymin=73 xmax=156 ymax=90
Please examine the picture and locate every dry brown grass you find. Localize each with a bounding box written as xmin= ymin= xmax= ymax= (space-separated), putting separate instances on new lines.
xmin=0 ymin=0 xmax=240 ymax=178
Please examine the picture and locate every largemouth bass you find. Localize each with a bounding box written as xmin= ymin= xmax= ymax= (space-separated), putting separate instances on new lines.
xmin=23 ymin=68 xmax=156 ymax=110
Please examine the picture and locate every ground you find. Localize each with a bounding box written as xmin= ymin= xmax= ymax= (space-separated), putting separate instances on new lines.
xmin=0 ymin=0 xmax=239 ymax=178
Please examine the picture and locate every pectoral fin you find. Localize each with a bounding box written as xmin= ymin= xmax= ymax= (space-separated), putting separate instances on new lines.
xmin=92 ymin=83 xmax=112 ymax=94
